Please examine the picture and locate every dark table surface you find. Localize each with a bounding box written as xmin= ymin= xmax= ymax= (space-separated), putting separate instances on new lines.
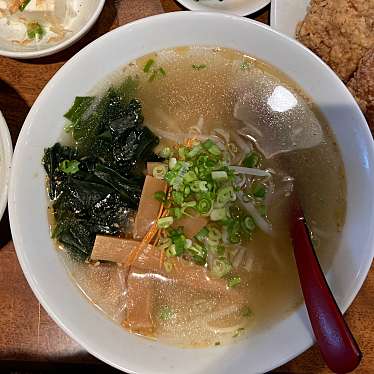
xmin=0 ymin=1 xmax=373 ymax=373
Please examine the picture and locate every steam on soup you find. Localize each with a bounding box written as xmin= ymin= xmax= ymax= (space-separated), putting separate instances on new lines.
xmin=43 ymin=47 xmax=346 ymax=347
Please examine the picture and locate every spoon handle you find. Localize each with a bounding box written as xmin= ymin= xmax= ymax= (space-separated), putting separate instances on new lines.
xmin=290 ymin=200 xmax=362 ymax=373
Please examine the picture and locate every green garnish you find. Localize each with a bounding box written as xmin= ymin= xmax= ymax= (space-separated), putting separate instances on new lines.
xmin=233 ymin=327 xmax=245 ymax=338
xmin=19 ymin=0 xmax=31 ymax=11
xmin=157 ymin=216 xmax=174 ymax=229
xmin=153 ymin=164 xmax=168 ymax=179
xmin=192 ymin=64 xmax=207 ymax=71
xmin=242 ymin=306 xmax=253 ymax=318
xmin=27 ymin=21 xmax=45 ymax=40
xmin=251 ymin=182 xmax=266 ymax=198
xmin=59 ymin=160 xmax=80 ymax=175
xmin=242 ymin=151 xmax=261 ymax=168
xmin=143 ymin=59 xmax=155 ymax=73
xmin=227 ymin=276 xmax=241 ymax=288
xmin=143 ymin=57 xmax=166 ymax=81
xmin=154 ymin=191 xmax=166 ymax=202
xmin=159 ymin=305 xmax=174 ymax=321
xmin=212 ymin=257 xmax=232 ymax=278
xmin=154 ymin=136 xmax=269 ymax=271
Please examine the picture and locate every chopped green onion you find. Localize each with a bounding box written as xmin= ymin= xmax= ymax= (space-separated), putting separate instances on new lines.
xmin=212 ymin=256 xmax=232 ymax=278
xmin=19 ymin=0 xmax=31 ymax=11
xmin=27 ymin=21 xmax=45 ymax=40
xmin=240 ymin=60 xmax=251 ymax=70
xmin=153 ymin=164 xmax=168 ymax=179
xmin=210 ymin=207 xmax=227 ymax=221
xmin=228 ymin=220 xmax=241 ymax=244
xmin=169 ymin=157 xmax=177 ymax=169
xmin=173 ymin=236 xmax=186 ymax=255
xmin=202 ymin=139 xmax=214 ymax=150
xmin=172 ymin=191 xmax=184 ymax=206
xmin=252 ymin=182 xmax=266 ymax=198
xmin=166 ymin=244 xmax=177 ymax=257
xmin=242 ymin=216 xmax=255 ymax=233
xmin=164 ymin=261 xmax=173 ymax=273
xmin=159 ymin=67 xmax=166 ymax=76
xmin=242 ymin=306 xmax=253 ymax=318
xmin=228 ymin=276 xmax=241 ymax=288
xmin=192 ymin=64 xmax=207 ymax=70
xmin=59 ymin=160 xmax=80 ymax=175
xmin=208 ymin=144 xmax=221 ymax=156
xmin=217 ymin=186 xmax=236 ymax=205
xmin=195 ymin=227 xmax=209 ymax=242
xmin=211 ymin=171 xmax=228 ymax=180
xmin=157 ymin=216 xmax=174 ymax=229
xmin=197 ymin=198 xmax=213 ymax=215
xmin=143 ymin=58 xmax=155 ymax=73
xmin=208 ymin=226 xmax=222 ymax=241
xmin=159 ymin=305 xmax=174 ymax=321
xmin=242 ymin=152 xmax=261 ymax=168
xmin=184 ymin=185 xmax=191 ymax=196
xmin=183 ymin=170 xmax=197 ymax=183
xmin=171 ymin=207 xmax=183 ymax=220
xmin=187 ymin=145 xmax=202 ymax=158
xmin=154 ymin=191 xmax=166 ymax=202
xmin=160 ymin=147 xmax=171 ymax=158
xmin=233 ymin=327 xmax=245 ymax=338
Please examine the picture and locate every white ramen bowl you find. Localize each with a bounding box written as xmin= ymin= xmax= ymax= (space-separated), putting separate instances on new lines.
xmin=0 ymin=0 xmax=105 ymax=59
xmin=8 ymin=12 xmax=374 ymax=374
xmin=0 ymin=111 xmax=12 ymax=221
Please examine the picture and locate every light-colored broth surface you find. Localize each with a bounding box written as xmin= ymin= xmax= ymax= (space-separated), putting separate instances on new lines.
xmin=59 ymin=46 xmax=346 ymax=347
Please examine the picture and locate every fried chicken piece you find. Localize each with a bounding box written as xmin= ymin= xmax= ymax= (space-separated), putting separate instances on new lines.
xmin=347 ymin=48 xmax=374 ymax=128
xmin=297 ymin=0 xmax=374 ymax=82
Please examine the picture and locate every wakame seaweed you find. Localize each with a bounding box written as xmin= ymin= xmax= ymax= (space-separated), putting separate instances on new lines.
xmin=43 ymin=78 xmax=159 ymax=260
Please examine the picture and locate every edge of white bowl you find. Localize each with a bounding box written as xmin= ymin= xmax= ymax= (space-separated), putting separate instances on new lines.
xmin=0 ymin=111 xmax=12 ymax=221
xmin=8 ymin=11 xmax=374 ymax=374
xmin=0 ymin=0 xmax=106 ymax=59
xmin=176 ymin=0 xmax=270 ymax=17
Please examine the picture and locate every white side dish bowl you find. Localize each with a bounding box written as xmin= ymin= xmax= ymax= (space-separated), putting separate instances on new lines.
xmin=0 ymin=111 xmax=12 ymax=221
xmin=8 ymin=12 xmax=374 ymax=374
xmin=175 ymin=0 xmax=270 ymax=17
xmin=0 ymin=0 xmax=106 ymax=59
xmin=270 ymin=0 xmax=309 ymax=38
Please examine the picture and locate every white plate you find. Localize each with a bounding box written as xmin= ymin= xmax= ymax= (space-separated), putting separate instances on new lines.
xmin=270 ymin=0 xmax=309 ymax=38
xmin=0 ymin=0 xmax=106 ymax=59
xmin=176 ymin=0 xmax=270 ymax=17
xmin=0 ymin=111 xmax=12 ymax=221
xmin=8 ymin=11 xmax=374 ymax=374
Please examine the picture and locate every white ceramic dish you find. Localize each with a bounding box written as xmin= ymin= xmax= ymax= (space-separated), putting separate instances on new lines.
xmin=270 ymin=0 xmax=309 ymax=38
xmin=0 ymin=0 xmax=105 ymax=59
xmin=176 ymin=0 xmax=270 ymax=17
xmin=0 ymin=111 xmax=12 ymax=221
xmin=8 ymin=11 xmax=374 ymax=374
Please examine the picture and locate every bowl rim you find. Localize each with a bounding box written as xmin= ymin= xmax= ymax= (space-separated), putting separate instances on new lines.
xmin=0 ymin=0 xmax=106 ymax=59
xmin=0 ymin=111 xmax=12 ymax=221
xmin=8 ymin=11 xmax=374 ymax=374
xmin=175 ymin=0 xmax=271 ymax=17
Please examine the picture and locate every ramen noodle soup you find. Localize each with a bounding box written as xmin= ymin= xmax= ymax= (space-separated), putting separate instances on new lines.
xmin=43 ymin=46 xmax=346 ymax=347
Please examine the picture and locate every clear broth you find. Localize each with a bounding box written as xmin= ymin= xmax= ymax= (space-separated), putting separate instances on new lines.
xmin=60 ymin=47 xmax=346 ymax=347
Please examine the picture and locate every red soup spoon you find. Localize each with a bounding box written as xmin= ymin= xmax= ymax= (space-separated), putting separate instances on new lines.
xmin=290 ymin=197 xmax=362 ymax=373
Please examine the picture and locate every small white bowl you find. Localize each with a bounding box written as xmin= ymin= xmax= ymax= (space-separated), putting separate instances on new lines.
xmin=176 ymin=0 xmax=270 ymax=17
xmin=8 ymin=11 xmax=374 ymax=374
xmin=270 ymin=0 xmax=309 ymax=38
xmin=0 ymin=111 xmax=12 ymax=221
xmin=0 ymin=0 xmax=106 ymax=59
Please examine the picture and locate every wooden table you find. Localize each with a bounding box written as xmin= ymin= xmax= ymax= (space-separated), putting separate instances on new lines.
xmin=0 ymin=1 xmax=372 ymax=373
